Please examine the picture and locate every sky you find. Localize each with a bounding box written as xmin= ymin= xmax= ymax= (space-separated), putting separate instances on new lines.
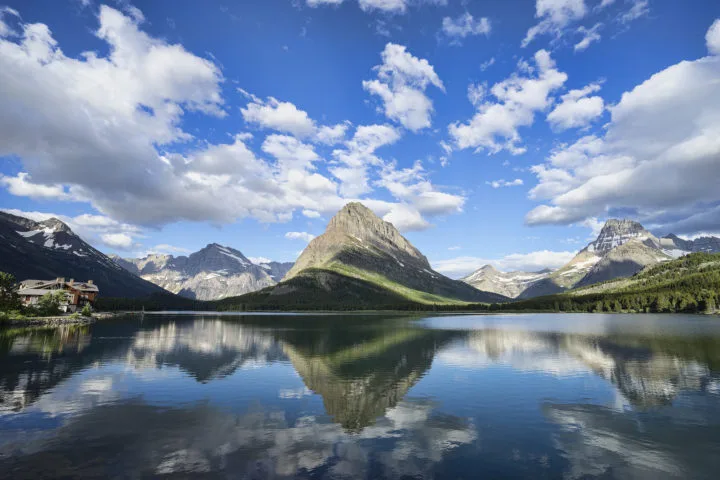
xmin=1 ymin=0 xmax=719 ymax=278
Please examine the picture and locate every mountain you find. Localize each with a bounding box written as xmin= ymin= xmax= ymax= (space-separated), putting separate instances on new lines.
xmin=463 ymin=219 xmax=700 ymax=299
xmin=661 ymin=233 xmax=720 ymax=253
xmin=112 ymin=244 xmax=293 ymax=301
xmin=462 ymin=265 xmax=549 ymax=299
xmin=497 ymin=252 xmax=720 ymax=314
xmin=224 ymin=202 xmax=508 ymax=308
xmin=0 ymin=211 xmax=164 ymax=298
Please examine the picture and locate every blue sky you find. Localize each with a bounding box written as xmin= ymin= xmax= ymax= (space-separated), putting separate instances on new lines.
xmin=1 ymin=0 xmax=719 ymax=277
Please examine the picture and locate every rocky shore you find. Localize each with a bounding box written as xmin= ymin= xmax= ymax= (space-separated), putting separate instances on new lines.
xmin=3 ymin=311 xmax=141 ymax=327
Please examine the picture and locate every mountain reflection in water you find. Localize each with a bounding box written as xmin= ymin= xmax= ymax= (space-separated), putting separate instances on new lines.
xmin=1 ymin=313 xmax=719 ymax=479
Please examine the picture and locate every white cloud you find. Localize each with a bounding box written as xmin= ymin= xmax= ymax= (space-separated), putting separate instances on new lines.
xmin=574 ymin=23 xmax=602 ymax=51
xmin=441 ymin=13 xmax=491 ymax=43
xmin=302 ymin=209 xmax=322 ymax=218
xmin=546 ymin=82 xmax=604 ymax=130
xmin=241 ymin=95 xmax=347 ymax=145
xmin=707 ymin=19 xmax=720 ymax=55
xmin=331 ymin=124 xmax=401 ymax=196
xmin=359 ymin=0 xmax=407 ymax=13
xmin=285 ymin=231 xmax=316 ymax=242
xmin=306 ymin=0 xmax=447 ymax=14
xmin=526 ymin=27 xmax=720 ymax=235
xmin=467 ymin=82 xmax=486 ymax=107
xmin=479 ymin=57 xmax=495 ymax=71
xmin=248 ymin=256 xmax=272 ymax=265
xmin=448 ymin=245 xmax=461 ymax=250
xmin=0 ymin=172 xmax=73 ymax=200
xmin=618 ymin=0 xmax=649 ymax=25
xmin=307 ymin=0 xmax=345 ymax=6
xmin=486 ymin=178 xmax=524 ymax=188
xmin=147 ymin=244 xmax=191 ymax=255
xmin=242 ymin=96 xmax=316 ymax=137
xmin=376 ymin=160 xmax=465 ymax=216
xmin=449 ymin=50 xmax=567 ymax=154
xmin=382 ymin=203 xmax=430 ymax=231
xmin=0 ymin=6 xmax=20 ymax=37
xmin=100 ymin=233 xmax=134 ymax=250
xmin=0 ymin=5 xmax=466 ymax=237
xmin=433 ymin=250 xmax=577 ymax=278
xmin=523 ymin=0 xmax=588 ymax=47
xmin=262 ymin=135 xmax=319 ymax=173
xmin=363 ymin=43 xmax=445 ymax=131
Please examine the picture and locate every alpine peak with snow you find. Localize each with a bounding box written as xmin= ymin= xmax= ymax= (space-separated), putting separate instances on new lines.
xmin=112 ymin=244 xmax=293 ymax=300
xmin=463 ymin=218 xmax=720 ymax=299
xmin=0 ymin=1 xmax=719 ymax=306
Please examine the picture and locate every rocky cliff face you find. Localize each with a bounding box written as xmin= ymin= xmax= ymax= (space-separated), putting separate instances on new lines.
xmin=462 ymin=265 xmax=549 ymax=299
xmin=661 ymin=233 xmax=720 ymax=253
xmin=0 ymin=211 xmax=164 ymax=298
xmin=114 ymin=244 xmax=293 ymax=301
xmin=270 ymin=202 xmax=507 ymax=305
xmin=462 ymin=218 xmax=700 ymax=298
xmin=285 ymin=202 xmax=430 ymax=281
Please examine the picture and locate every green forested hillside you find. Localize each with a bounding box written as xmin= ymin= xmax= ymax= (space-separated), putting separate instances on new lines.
xmin=83 ymin=253 xmax=720 ymax=314
xmin=486 ymin=252 xmax=720 ymax=314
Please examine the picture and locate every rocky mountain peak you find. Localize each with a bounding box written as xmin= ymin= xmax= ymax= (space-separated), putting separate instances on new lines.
xmin=39 ymin=217 xmax=73 ymax=234
xmin=285 ymin=202 xmax=430 ymax=281
xmin=589 ymin=218 xmax=654 ymax=254
xmin=328 ymin=202 xmax=427 ymax=261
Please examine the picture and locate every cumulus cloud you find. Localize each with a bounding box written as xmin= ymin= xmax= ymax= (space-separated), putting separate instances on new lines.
xmin=285 ymin=231 xmax=316 ymax=242
xmin=0 ymin=172 xmax=74 ymax=200
xmin=240 ymin=94 xmax=347 ymax=144
xmin=486 ymin=179 xmax=524 ymax=188
xmin=363 ymin=43 xmax=445 ymax=131
xmin=375 ymin=160 xmax=465 ymax=215
xmin=100 ymin=232 xmax=134 ymax=249
xmin=302 ymin=209 xmax=322 ymax=218
xmin=526 ymin=24 xmax=720 ymax=235
xmin=432 ymin=250 xmax=577 ymax=278
xmin=522 ymin=0 xmax=588 ymax=47
xmin=449 ymin=50 xmax=567 ymax=154
xmin=0 ymin=6 xmax=463 ymax=236
xmin=441 ymin=13 xmax=491 ymax=43
xmin=707 ymin=19 xmax=720 ymax=55
xmin=330 ymin=124 xmax=401 ymax=196
xmin=546 ymin=82 xmax=605 ymax=130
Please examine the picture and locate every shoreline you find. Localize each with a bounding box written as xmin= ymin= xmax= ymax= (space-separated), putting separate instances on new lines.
xmin=1 ymin=311 xmax=143 ymax=327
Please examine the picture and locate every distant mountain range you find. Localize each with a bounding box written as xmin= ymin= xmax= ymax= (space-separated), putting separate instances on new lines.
xmin=3 ymin=206 xmax=718 ymax=308
xmin=462 ymin=219 xmax=720 ymax=299
xmin=111 ymin=245 xmax=293 ymax=300
xmin=0 ymin=211 xmax=163 ymax=298
xmin=224 ymin=202 xmax=508 ymax=308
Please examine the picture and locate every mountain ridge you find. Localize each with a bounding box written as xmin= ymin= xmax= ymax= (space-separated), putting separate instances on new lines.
xmin=0 ymin=211 xmax=165 ymax=298
xmin=225 ymin=202 xmax=507 ymax=308
xmin=463 ymin=218 xmax=720 ymax=299
xmin=113 ymin=244 xmax=293 ymax=301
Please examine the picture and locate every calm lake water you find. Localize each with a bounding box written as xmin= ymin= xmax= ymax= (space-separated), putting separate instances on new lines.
xmin=1 ymin=313 xmax=720 ymax=479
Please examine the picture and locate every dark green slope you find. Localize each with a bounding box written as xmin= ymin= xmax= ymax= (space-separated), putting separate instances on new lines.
xmin=0 ymin=211 xmax=166 ymax=298
xmin=492 ymin=252 xmax=720 ymax=314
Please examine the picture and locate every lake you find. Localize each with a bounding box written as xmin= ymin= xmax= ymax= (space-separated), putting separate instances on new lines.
xmin=1 ymin=313 xmax=720 ymax=479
